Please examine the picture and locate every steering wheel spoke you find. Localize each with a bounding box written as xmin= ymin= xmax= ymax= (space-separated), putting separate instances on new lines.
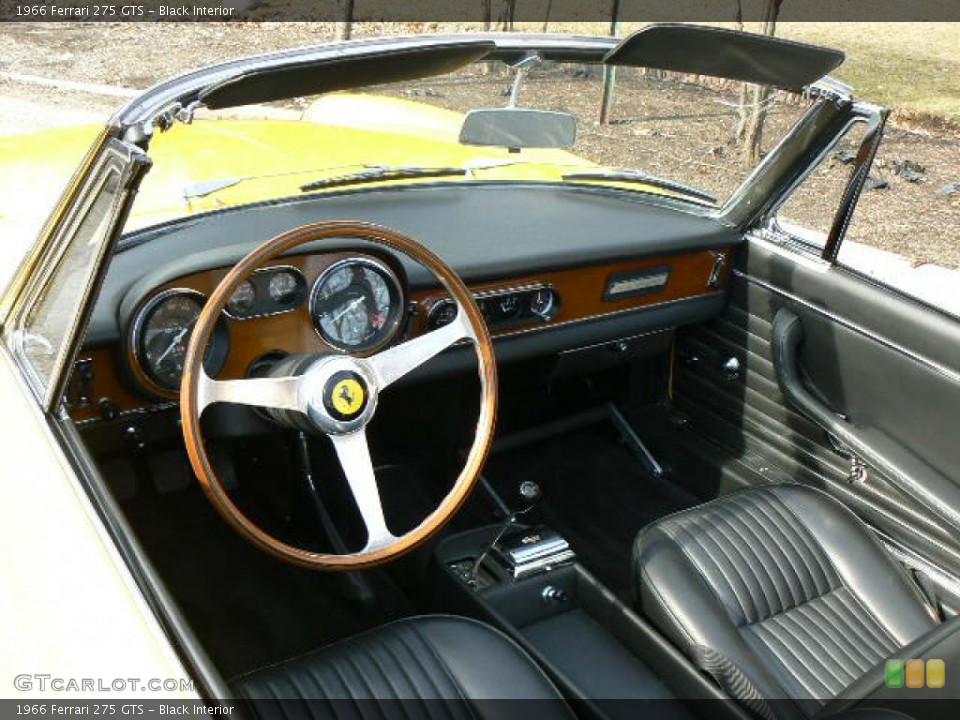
xmin=197 ymin=370 xmax=307 ymax=413
xmin=330 ymin=429 xmax=397 ymax=552
xmin=369 ymin=305 xmax=474 ymax=388
xmin=181 ymin=221 xmax=496 ymax=570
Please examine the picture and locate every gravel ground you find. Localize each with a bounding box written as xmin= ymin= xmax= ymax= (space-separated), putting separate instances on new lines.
xmin=1 ymin=21 xmax=957 ymax=267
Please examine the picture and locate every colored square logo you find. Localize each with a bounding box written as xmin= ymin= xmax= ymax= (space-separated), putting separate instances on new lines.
xmin=885 ymin=659 xmax=904 ymax=688
xmin=906 ymin=659 xmax=925 ymax=688
xmin=927 ymin=659 xmax=945 ymax=689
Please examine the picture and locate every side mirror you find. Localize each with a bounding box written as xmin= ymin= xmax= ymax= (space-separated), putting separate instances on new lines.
xmin=459 ymin=109 xmax=577 ymax=149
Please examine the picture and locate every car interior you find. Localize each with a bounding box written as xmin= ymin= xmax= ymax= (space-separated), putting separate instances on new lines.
xmin=45 ymin=27 xmax=960 ymax=720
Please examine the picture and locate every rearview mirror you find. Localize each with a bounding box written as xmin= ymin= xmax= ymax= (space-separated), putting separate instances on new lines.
xmin=459 ymin=109 xmax=576 ymax=149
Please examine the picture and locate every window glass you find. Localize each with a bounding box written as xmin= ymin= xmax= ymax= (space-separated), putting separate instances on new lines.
xmin=774 ymin=115 xmax=960 ymax=318
xmin=774 ymin=120 xmax=869 ymax=248
xmin=128 ymin=61 xmax=814 ymax=233
xmin=18 ymin=170 xmax=122 ymax=393
xmin=836 ymin=125 xmax=960 ymax=318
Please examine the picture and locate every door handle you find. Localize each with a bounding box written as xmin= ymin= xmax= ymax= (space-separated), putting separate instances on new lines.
xmin=771 ymin=308 xmax=960 ymax=528
xmin=773 ymin=309 xmax=870 ymax=452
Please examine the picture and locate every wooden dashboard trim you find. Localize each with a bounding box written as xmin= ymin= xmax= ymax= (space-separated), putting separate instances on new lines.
xmin=68 ymin=246 xmax=731 ymax=422
xmin=410 ymin=248 xmax=729 ymax=337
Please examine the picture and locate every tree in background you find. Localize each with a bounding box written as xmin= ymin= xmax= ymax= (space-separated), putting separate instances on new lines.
xmin=740 ymin=0 xmax=785 ymax=165
xmin=335 ymin=0 xmax=355 ymax=41
xmin=498 ymin=0 xmax=517 ymax=31
xmin=734 ymin=0 xmax=750 ymax=142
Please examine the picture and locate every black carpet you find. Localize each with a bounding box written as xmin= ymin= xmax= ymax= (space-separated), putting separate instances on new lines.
xmin=121 ymin=481 xmax=406 ymax=680
xmin=482 ymin=416 xmax=699 ymax=598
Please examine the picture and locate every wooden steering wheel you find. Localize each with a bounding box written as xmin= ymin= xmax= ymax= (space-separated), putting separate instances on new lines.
xmin=180 ymin=221 xmax=497 ymax=570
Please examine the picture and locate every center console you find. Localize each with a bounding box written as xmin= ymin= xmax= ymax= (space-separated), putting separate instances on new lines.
xmin=432 ymin=522 xmax=747 ymax=720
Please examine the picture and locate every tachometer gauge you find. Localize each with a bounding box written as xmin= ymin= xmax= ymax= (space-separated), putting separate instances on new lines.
xmin=309 ymin=258 xmax=404 ymax=353
xmin=132 ymin=290 xmax=228 ymax=393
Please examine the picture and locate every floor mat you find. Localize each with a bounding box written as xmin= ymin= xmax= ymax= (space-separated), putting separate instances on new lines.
xmin=482 ymin=414 xmax=699 ymax=598
xmin=121 ymin=483 xmax=407 ymax=679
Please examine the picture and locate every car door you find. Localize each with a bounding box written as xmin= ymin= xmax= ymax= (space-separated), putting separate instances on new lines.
xmin=672 ymin=101 xmax=960 ymax=613
xmin=0 ymin=131 xmax=208 ymax=697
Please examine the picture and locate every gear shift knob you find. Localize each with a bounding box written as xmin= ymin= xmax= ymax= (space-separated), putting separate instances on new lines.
xmin=517 ymin=480 xmax=541 ymax=511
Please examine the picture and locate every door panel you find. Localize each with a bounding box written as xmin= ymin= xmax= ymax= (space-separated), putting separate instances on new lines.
xmin=673 ymin=234 xmax=960 ymax=605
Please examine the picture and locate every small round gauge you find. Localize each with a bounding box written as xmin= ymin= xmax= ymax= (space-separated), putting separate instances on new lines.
xmin=529 ymin=288 xmax=557 ymax=320
xmin=226 ymin=280 xmax=256 ymax=316
xmin=496 ymin=295 xmax=521 ymax=319
xmin=428 ymin=301 xmax=458 ymax=329
xmin=132 ymin=290 xmax=228 ymax=393
xmin=310 ymin=258 xmax=404 ymax=353
xmin=268 ymin=271 xmax=300 ymax=305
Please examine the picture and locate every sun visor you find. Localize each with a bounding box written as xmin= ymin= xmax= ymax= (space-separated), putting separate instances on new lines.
xmin=603 ymin=24 xmax=844 ymax=92
xmin=199 ymin=41 xmax=496 ymax=109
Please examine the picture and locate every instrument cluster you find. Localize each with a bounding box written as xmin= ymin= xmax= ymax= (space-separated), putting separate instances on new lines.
xmin=127 ymin=255 xmax=406 ymax=395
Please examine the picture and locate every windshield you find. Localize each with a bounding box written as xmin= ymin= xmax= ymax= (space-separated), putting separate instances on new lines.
xmin=125 ymin=57 xmax=816 ymax=233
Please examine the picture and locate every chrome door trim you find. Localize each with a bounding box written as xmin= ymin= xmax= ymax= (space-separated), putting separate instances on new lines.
xmin=3 ymin=137 xmax=150 ymax=410
xmin=877 ymin=529 xmax=960 ymax=605
xmin=0 ymin=126 xmax=114 ymax=323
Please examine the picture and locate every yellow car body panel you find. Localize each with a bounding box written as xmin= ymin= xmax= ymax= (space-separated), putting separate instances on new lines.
xmin=1 ymin=93 xmax=676 ymax=237
xmin=0 ymin=347 xmax=197 ymax=698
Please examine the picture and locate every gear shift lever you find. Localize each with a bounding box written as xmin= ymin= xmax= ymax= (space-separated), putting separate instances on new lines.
xmin=468 ymin=481 xmax=541 ymax=586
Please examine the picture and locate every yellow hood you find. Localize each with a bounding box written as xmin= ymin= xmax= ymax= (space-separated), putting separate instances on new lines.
xmin=1 ymin=94 xmax=675 ymax=239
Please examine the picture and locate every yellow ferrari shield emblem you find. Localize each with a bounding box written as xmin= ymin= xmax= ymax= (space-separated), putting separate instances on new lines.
xmin=331 ymin=378 xmax=365 ymax=416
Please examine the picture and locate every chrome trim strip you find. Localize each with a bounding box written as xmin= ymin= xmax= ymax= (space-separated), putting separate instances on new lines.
xmin=512 ymin=550 xmax=576 ymax=579
xmin=875 ymin=529 xmax=960 ymax=603
xmin=557 ymin=328 xmax=669 ymax=355
xmin=473 ymin=282 xmax=553 ymax=301
xmin=732 ymin=269 xmax=960 ymax=386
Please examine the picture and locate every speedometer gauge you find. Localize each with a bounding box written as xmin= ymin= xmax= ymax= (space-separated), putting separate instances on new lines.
xmin=309 ymin=258 xmax=404 ymax=353
xmin=132 ymin=289 xmax=228 ymax=393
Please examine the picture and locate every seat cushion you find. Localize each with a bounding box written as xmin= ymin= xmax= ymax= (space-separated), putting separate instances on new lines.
xmin=634 ymin=484 xmax=938 ymax=720
xmin=232 ymin=615 xmax=574 ymax=720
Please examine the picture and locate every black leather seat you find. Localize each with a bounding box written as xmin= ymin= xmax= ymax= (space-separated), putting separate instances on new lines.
xmin=634 ymin=484 xmax=939 ymax=720
xmin=232 ymin=615 xmax=574 ymax=720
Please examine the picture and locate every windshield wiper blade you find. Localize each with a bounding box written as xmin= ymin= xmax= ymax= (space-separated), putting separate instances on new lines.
xmin=300 ymin=165 xmax=468 ymax=192
xmin=561 ymin=170 xmax=717 ymax=204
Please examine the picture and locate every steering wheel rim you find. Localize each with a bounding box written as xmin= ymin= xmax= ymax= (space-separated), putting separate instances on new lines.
xmin=180 ymin=221 xmax=497 ymax=570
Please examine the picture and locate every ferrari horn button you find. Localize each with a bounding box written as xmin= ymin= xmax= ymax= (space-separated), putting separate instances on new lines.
xmin=323 ymin=371 xmax=369 ymax=421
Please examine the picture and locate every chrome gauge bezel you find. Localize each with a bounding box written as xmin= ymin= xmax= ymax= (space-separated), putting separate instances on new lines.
xmin=129 ymin=288 xmax=228 ymax=395
xmin=308 ymin=256 xmax=406 ymax=355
